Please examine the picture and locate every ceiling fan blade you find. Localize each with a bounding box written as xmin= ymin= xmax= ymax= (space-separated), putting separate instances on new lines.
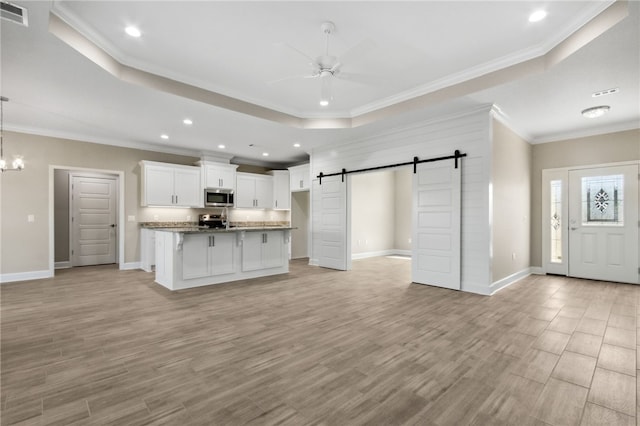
xmin=274 ymin=42 xmax=317 ymax=67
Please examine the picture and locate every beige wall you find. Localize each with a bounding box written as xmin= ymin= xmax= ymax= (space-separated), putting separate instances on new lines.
xmin=530 ymin=128 xmax=640 ymax=267
xmin=394 ymin=168 xmax=412 ymax=251
xmin=491 ymin=119 xmax=532 ymax=282
xmin=0 ymin=131 xmax=200 ymax=274
xmin=351 ymin=171 xmax=395 ymax=255
xmin=350 ymin=169 xmax=412 ymax=256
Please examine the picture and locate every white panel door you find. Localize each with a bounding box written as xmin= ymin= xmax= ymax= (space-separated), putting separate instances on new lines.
xmin=71 ymin=175 xmax=117 ymax=266
xmin=568 ymin=164 xmax=638 ymax=284
xmin=315 ymin=175 xmax=350 ymax=270
xmin=412 ymin=160 xmax=461 ymax=290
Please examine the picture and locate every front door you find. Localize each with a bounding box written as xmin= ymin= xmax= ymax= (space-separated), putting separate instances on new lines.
xmin=568 ymin=164 xmax=638 ymax=284
xmin=71 ymin=175 xmax=118 ymax=266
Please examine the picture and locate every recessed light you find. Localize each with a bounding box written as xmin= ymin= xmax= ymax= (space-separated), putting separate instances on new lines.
xmin=183 ymin=118 xmax=193 ymax=125
xmin=581 ymin=105 xmax=610 ymax=118
xmin=293 ymin=143 xmax=301 ymax=148
xmin=160 ymin=134 xmax=169 ymax=139
xmin=218 ymin=144 xmax=225 ymax=149
xmin=319 ymin=100 xmax=329 ymax=107
xmin=528 ymin=10 xmax=547 ymax=23
xmin=262 ymin=152 xmax=269 ymax=157
xmin=125 ymin=26 xmax=141 ymax=38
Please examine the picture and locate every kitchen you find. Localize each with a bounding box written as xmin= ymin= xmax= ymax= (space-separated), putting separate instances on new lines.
xmin=135 ymin=159 xmax=307 ymax=290
xmin=54 ymin=158 xmax=309 ymax=289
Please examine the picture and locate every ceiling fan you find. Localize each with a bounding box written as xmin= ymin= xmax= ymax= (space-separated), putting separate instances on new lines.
xmin=273 ymin=21 xmax=376 ymax=106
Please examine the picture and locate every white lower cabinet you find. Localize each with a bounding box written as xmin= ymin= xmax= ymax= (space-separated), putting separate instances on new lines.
xmin=182 ymin=233 xmax=235 ymax=280
xmin=154 ymin=229 xmax=290 ymax=291
xmin=140 ymin=228 xmax=156 ymax=272
xmin=242 ymin=231 xmax=284 ymax=271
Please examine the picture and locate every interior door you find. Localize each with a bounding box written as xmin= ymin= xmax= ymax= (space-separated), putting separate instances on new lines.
xmin=568 ymin=164 xmax=638 ymax=284
xmin=412 ymin=159 xmax=461 ymax=290
xmin=314 ymin=175 xmax=350 ymax=270
xmin=71 ymin=175 xmax=117 ymax=266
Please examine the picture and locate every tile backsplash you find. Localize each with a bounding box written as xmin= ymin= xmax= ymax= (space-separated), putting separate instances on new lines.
xmin=138 ymin=207 xmax=290 ymax=224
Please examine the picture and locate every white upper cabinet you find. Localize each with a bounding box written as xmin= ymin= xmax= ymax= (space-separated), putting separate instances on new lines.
xmin=288 ymin=164 xmax=310 ymax=192
xmin=203 ymin=163 xmax=238 ymax=190
xmin=268 ymin=170 xmax=290 ymax=210
xmin=236 ymin=172 xmax=273 ymax=209
xmin=140 ymin=161 xmax=202 ymax=207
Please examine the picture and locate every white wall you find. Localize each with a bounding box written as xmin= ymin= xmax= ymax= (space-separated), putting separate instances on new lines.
xmin=311 ymin=106 xmax=492 ymax=294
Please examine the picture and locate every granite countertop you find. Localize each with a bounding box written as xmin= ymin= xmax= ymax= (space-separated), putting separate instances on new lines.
xmin=140 ymin=221 xmax=293 ymax=233
xmin=153 ymin=226 xmax=294 ymax=234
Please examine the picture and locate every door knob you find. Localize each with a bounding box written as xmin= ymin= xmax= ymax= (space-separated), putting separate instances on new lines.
xmin=110 ymin=224 xmax=116 ymax=228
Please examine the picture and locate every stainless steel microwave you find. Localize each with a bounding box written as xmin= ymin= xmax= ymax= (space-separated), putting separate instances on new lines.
xmin=204 ymin=188 xmax=234 ymax=207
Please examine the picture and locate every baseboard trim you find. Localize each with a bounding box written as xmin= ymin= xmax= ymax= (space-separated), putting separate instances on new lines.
xmin=308 ymin=258 xmax=319 ymax=266
xmin=1 ymin=270 xmax=53 ymax=284
xmin=352 ymin=249 xmax=411 ymax=260
xmin=490 ymin=268 xmax=532 ymax=295
xmin=55 ymin=261 xmax=71 ymax=269
xmin=120 ymin=262 xmax=141 ymax=271
xmin=530 ymin=267 xmax=544 ymax=275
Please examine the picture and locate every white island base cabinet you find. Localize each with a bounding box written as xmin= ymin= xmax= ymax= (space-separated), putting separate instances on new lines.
xmin=154 ymin=229 xmax=290 ymax=291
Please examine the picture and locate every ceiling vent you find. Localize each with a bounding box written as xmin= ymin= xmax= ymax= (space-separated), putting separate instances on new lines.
xmin=1 ymin=1 xmax=28 ymax=27
xmin=592 ymin=87 xmax=619 ymax=98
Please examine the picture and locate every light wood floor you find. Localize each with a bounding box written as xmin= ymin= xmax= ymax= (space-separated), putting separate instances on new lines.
xmin=1 ymin=258 xmax=638 ymax=425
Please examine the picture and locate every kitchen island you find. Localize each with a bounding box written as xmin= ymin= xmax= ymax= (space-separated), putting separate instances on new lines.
xmin=154 ymin=227 xmax=292 ymax=291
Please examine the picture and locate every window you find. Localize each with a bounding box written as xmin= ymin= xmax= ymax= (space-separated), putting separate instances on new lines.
xmin=550 ymin=180 xmax=562 ymax=263
xmin=581 ymin=175 xmax=624 ymax=225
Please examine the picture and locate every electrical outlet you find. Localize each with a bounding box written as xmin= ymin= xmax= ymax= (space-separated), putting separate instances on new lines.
xmin=186 ymin=215 xmax=191 ymax=221
xmin=27 ymin=214 xmax=35 ymax=223
xmin=128 ymin=215 xmax=136 ymax=222
xmin=153 ymin=215 xmax=159 ymax=221
xmin=512 ymin=253 xmax=517 ymax=260
xmin=408 ymin=238 xmax=412 ymax=244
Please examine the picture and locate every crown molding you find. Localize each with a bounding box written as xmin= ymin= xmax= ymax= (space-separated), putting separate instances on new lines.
xmin=6 ymin=125 xmax=203 ymax=158
xmin=531 ymin=120 xmax=640 ymax=144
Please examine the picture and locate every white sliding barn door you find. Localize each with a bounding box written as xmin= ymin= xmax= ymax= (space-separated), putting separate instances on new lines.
xmin=313 ymin=175 xmax=351 ymax=270
xmin=412 ymin=159 xmax=461 ymax=290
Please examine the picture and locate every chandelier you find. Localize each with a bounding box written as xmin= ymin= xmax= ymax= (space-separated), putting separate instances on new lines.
xmin=0 ymin=96 xmax=24 ymax=172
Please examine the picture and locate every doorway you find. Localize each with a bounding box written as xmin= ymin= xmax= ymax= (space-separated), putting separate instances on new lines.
xmin=350 ymin=168 xmax=412 ymax=259
xmin=70 ymin=174 xmax=118 ymax=266
xmin=291 ymin=191 xmax=310 ymax=259
xmin=53 ymin=168 xmax=121 ymax=270
xmin=542 ymin=162 xmax=639 ymax=284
